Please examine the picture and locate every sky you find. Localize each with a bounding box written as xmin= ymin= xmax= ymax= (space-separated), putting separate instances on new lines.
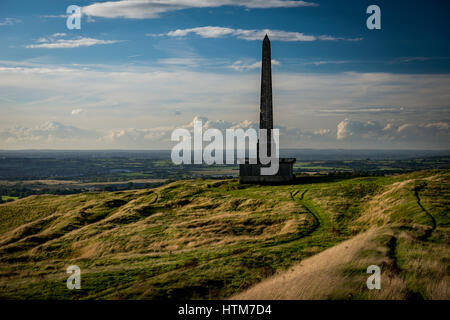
xmin=0 ymin=0 xmax=449 ymax=150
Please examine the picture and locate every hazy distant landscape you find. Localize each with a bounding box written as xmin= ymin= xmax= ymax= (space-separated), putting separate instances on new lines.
xmin=1 ymin=150 xmax=449 ymax=202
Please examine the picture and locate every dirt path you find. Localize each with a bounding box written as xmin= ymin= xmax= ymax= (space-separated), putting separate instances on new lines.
xmin=414 ymin=183 xmax=437 ymax=241
xmin=231 ymin=229 xmax=382 ymax=299
xmin=290 ymin=189 xmax=319 ymax=233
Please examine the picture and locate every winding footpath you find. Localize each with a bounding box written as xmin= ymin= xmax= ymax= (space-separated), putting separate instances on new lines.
xmin=414 ymin=183 xmax=437 ymax=241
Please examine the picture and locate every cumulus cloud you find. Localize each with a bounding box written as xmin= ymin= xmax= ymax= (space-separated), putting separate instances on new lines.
xmin=95 ymin=116 xmax=258 ymax=148
xmin=336 ymin=119 xmax=450 ymax=148
xmin=0 ymin=117 xmax=299 ymax=149
xmin=337 ymin=119 xmax=383 ymax=140
xmin=313 ymin=129 xmax=331 ymax=135
xmin=190 ymin=116 xmax=257 ymax=131
xmin=0 ymin=121 xmax=100 ymax=148
xmin=26 ymin=35 xmax=122 ymax=49
xmin=1 ymin=116 xmax=449 ymax=150
xmin=82 ymin=0 xmax=318 ymax=19
xmin=1 ymin=62 xmax=450 ymax=149
xmin=156 ymin=26 xmax=362 ymax=42
xmin=101 ymin=116 xmax=316 ymax=149
xmin=103 ymin=127 xmax=169 ymax=146
xmin=395 ymin=122 xmax=450 ymax=141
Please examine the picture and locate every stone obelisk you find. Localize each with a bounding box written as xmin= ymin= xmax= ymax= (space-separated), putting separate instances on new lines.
xmin=260 ymin=34 xmax=273 ymax=157
xmin=239 ymin=35 xmax=295 ymax=184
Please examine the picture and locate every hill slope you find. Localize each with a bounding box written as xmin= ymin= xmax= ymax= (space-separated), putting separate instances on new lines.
xmin=0 ymin=170 xmax=448 ymax=299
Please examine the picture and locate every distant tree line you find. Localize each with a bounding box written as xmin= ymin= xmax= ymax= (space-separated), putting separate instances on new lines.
xmin=0 ymin=182 xmax=166 ymax=201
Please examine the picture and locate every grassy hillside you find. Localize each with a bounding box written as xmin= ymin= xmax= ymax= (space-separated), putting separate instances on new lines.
xmin=0 ymin=170 xmax=448 ymax=299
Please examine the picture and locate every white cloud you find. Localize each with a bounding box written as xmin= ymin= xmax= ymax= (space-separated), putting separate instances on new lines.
xmin=91 ymin=116 xmax=307 ymax=149
xmin=26 ymin=35 xmax=122 ymax=49
xmin=0 ymin=116 xmax=307 ymax=149
xmin=141 ymin=116 xmax=339 ymax=150
xmin=305 ymin=60 xmax=356 ymax=66
xmin=1 ymin=62 xmax=450 ymax=149
xmin=0 ymin=18 xmax=21 ymax=26
xmin=336 ymin=119 xmax=450 ymax=148
xmin=40 ymin=14 xmax=68 ymax=19
xmin=319 ymin=106 xmax=404 ymax=114
xmin=82 ymin=0 xmax=318 ymax=19
xmin=104 ymin=115 xmax=257 ymax=147
xmin=167 ymin=26 xmax=235 ymax=38
xmin=337 ymin=119 xmax=383 ymax=140
xmin=1 ymin=116 xmax=449 ymax=150
xmin=161 ymin=26 xmax=361 ymax=42
xmin=0 ymin=66 xmax=75 ymax=74
xmin=424 ymin=122 xmax=449 ymax=130
xmin=390 ymin=56 xmax=450 ymax=64
xmin=318 ymin=35 xmax=363 ymax=41
xmin=0 ymin=121 xmax=100 ymax=148
xmin=230 ymin=59 xmax=280 ymax=71
xmin=71 ymin=109 xmax=84 ymax=115
xmin=395 ymin=122 xmax=450 ymax=140
xmin=313 ymin=128 xmax=331 ymax=135
xmin=156 ymin=58 xmax=202 ymax=67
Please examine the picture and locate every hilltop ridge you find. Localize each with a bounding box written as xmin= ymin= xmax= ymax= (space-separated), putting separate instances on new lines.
xmin=0 ymin=170 xmax=448 ymax=299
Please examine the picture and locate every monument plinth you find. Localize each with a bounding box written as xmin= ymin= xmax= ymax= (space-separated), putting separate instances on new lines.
xmin=239 ymin=35 xmax=296 ymax=184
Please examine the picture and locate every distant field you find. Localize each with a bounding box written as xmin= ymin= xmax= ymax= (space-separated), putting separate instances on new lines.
xmin=0 ymin=151 xmax=448 ymax=183
xmin=192 ymin=169 xmax=238 ymax=176
xmin=0 ymin=179 xmax=166 ymax=186
xmin=0 ymin=170 xmax=448 ymax=299
xmin=1 ymin=195 xmax=18 ymax=201
xmin=0 ymin=178 xmax=168 ymax=199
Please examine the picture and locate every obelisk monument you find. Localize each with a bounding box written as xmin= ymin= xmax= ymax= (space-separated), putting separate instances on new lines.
xmin=260 ymin=34 xmax=273 ymax=157
xmin=239 ymin=35 xmax=295 ymax=183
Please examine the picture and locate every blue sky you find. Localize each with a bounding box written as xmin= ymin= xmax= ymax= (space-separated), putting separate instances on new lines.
xmin=0 ymin=0 xmax=449 ymax=149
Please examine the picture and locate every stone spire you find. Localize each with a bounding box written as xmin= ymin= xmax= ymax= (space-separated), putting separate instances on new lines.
xmin=260 ymin=34 xmax=273 ymax=156
xmin=239 ymin=34 xmax=296 ymax=184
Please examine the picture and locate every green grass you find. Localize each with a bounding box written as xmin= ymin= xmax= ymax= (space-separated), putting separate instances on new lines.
xmin=1 ymin=196 xmax=18 ymax=201
xmin=0 ymin=170 xmax=448 ymax=299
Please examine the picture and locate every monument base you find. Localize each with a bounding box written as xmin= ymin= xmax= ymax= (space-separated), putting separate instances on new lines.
xmin=239 ymin=158 xmax=296 ymax=184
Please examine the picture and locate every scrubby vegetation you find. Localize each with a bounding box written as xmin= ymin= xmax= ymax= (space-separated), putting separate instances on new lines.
xmin=0 ymin=170 xmax=448 ymax=299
